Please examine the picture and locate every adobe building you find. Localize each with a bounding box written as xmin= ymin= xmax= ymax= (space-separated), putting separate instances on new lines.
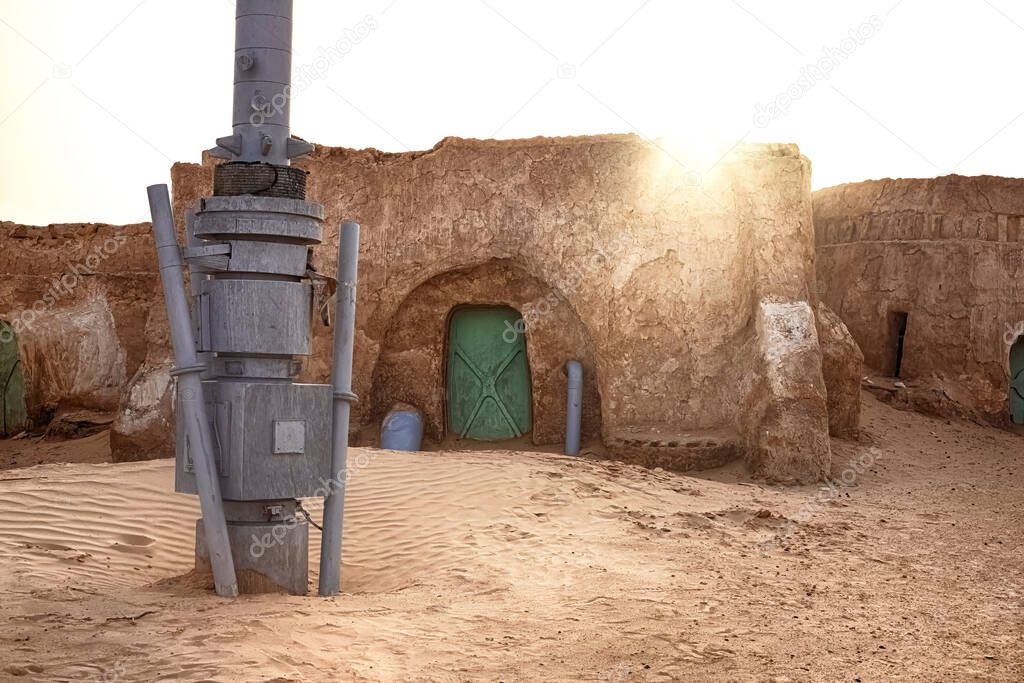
xmin=814 ymin=175 xmax=1024 ymax=426
xmin=0 ymin=222 xmax=160 ymax=436
xmin=1 ymin=134 xmax=864 ymax=484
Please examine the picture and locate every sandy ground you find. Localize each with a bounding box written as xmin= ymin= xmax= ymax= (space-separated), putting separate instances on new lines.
xmin=0 ymin=393 xmax=1021 ymax=682
xmin=0 ymin=431 xmax=110 ymax=471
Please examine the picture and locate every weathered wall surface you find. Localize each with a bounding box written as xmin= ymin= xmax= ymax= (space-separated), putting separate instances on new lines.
xmin=108 ymin=162 xmax=206 ymax=460
xmin=0 ymin=222 xmax=160 ymax=425
xmin=369 ymin=259 xmax=603 ymax=445
xmin=167 ymin=134 xmax=835 ymax=482
xmin=815 ymin=302 xmax=864 ymax=439
xmin=2 ymin=136 xmax=844 ymax=482
xmin=814 ymin=175 xmax=1024 ymax=424
xmin=730 ymin=147 xmax=837 ymax=481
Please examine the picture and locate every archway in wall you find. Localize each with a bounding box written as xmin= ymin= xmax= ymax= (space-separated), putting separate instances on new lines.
xmin=0 ymin=321 xmax=28 ymax=437
xmin=368 ymin=259 xmax=602 ymax=448
xmin=1011 ymin=335 xmax=1024 ymax=425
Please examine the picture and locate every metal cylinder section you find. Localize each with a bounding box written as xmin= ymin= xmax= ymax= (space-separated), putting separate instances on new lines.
xmin=168 ymin=0 xmax=340 ymax=598
xmin=380 ymin=407 xmax=425 ymax=451
xmin=232 ymin=0 xmax=293 ymax=165
xmin=194 ymin=196 xmax=323 ymax=243
xmin=214 ymin=162 xmax=307 ymax=199
xmin=178 ymin=192 xmax=331 ymax=595
xmin=319 ymin=221 xmax=361 ymax=597
xmin=189 ymin=195 xmax=321 ymax=381
xmin=202 ymin=279 xmax=312 ymax=356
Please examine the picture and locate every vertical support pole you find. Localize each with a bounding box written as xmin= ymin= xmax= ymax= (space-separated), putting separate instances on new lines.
xmin=565 ymin=360 xmax=583 ymax=456
xmin=147 ymin=184 xmax=238 ymax=599
xmin=319 ymin=221 xmax=360 ymax=596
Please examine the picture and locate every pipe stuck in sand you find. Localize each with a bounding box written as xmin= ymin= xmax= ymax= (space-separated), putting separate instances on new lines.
xmin=319 ymin=221 xmax=360 ymax=597
xmin=565 ymin=360 xmax=583 ymax=456
xmin=147 ymin=184 xmax=238 ymax=598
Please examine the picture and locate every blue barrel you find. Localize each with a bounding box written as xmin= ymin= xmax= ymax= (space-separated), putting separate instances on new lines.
xmin=380 ymin=405 xmax=424 ymax=451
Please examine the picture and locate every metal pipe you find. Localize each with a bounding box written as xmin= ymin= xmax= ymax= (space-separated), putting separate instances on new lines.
xmin=225 ymin=0 xmax=294 ymax=164
xmin=565 ymin=360 xmax=583 ymax=456
xmin=147 ymin=184 xmax=239 ymax=599
xmin=319 ymin=221 xmax=360 ymax=596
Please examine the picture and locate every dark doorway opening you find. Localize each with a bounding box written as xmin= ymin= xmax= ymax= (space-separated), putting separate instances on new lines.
xmin=889 ymin=311 xmax=909 ymax=378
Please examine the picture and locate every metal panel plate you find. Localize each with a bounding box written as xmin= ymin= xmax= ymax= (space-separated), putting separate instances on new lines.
xmin=176 ymin=381 xmax=332 ymax=500
xmin=226 ymin=241 xmax=309 ymax=276
xmin=446 ymin=306 xmax=532 ymax=440
xmin=273 ymin=419 xmax=306 ymax=454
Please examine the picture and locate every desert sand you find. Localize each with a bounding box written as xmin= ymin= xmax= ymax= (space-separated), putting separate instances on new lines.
xmin=0 ymin=393 xmax=1021 ymax=682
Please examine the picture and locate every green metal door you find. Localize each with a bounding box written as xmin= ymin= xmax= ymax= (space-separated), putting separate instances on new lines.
xmin=447 ymin=306 xmax=531 ymax=441
xmin=1011 ymin=336 xmax=1024 ymax=425
xmin=0 ymin=321 xmax=28 ymax=437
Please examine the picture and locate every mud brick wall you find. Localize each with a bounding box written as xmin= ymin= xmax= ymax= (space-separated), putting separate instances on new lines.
xmin=814 ymin=175 xmax=1024 ymax=424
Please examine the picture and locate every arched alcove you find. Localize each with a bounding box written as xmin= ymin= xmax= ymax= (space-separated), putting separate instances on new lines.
xmin=368 ymin=259 xmax=602 ymax=447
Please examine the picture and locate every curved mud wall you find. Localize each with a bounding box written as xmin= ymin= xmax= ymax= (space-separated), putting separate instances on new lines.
xmin=814 ymin=175 xmax=1024 ymax=424
xmin=2 ymin=136 xmax=848 ymax=482
xmin=173 ymin=135 xmax=835 ymax=481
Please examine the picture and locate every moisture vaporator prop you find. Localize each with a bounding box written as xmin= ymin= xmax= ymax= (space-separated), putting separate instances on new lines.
xmin=146 ymin=0 xmax=359 ymax=597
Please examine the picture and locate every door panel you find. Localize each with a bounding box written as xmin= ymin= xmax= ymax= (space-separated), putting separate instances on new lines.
xmin=447 ymin=307 xmax=531 ymax=441
xmin=0 ymin=322 xmax=28 ymax=437
xmin=1011 ymin=337 xmax=1024 ymax=425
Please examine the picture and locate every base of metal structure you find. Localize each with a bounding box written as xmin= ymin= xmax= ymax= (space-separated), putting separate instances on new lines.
xmin=195 ymin=500 xmax=309 ymax=595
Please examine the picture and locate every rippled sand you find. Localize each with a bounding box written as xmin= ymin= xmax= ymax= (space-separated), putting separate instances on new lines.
xmin=1 ymin=394 xmax=1021 ymax=681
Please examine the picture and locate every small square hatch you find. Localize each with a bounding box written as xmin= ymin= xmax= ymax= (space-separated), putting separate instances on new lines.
xmin=273 ymin=420 xmax=306 ymax=455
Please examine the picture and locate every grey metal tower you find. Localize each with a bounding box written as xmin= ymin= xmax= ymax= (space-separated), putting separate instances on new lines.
xmin=146 ymin=0 xmax=359 ymax=596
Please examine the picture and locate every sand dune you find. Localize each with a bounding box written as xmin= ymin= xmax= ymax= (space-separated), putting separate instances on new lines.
xmin=1 ymin=394 xmax=1022 ymax=681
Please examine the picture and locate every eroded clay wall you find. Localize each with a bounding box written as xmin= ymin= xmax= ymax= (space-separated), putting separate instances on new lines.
xmin=814 ymin=175 xmax=1024 ymax=423
xmin=0 ymin=135 xmax=839 ymax=482
xmin=166 ymin=135 xmax=833 ymax=481
xmin=300 ymin=135 xmax=760 ymax=442
xmin=0 ymin=222 xmax=161 ymax=423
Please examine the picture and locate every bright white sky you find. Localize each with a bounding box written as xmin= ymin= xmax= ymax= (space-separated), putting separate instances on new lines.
xmin=2 ymin=0 xmax=1024 ymax=225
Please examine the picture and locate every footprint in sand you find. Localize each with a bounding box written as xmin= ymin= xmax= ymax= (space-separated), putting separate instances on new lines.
xmin=696 ymin=597 xmax=723 ymax=614
xmin=673 ymin=511 xmax=720 ymax=529
xmin=110 ymin=533 xmax=156 ymax=555
xmin=114 ymin=533 xmax=156 ymax=547
xmin=24 ymin=542 xmax=75 ymax=552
